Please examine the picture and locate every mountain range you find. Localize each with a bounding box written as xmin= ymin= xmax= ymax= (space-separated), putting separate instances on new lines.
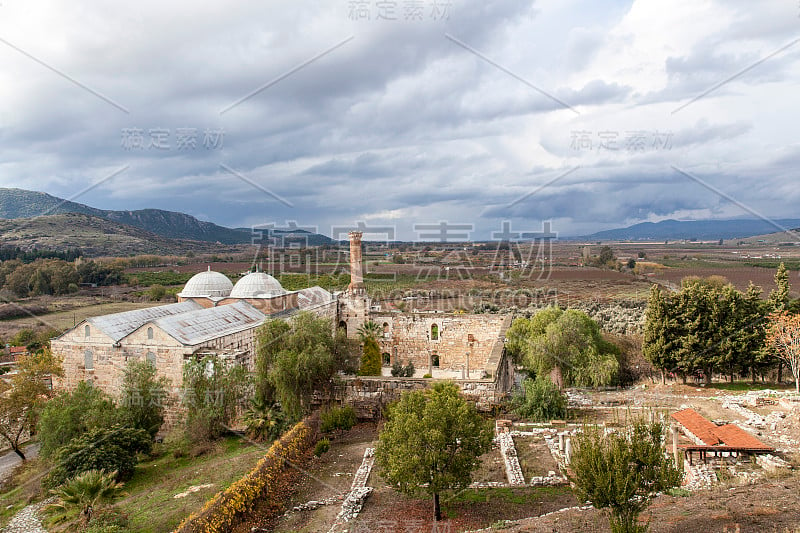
xmin=0 ymin=188 xmax=334 ymax=248
xmin=578 ymin=219 xmax=800 ymax=242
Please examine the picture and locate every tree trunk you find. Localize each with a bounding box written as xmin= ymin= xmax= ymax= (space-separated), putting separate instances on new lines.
xmin=12 ymin=446 xmax=25 ymax=462
xmin=777 ymin=362 xmax=783 ymax=384
xmin=705 ymin=368 xmax=712 ymax=385
xmin=661 ymin=369 xmax=666 ymax=385
xmin=681 ymin=373 xmax=687 ymax=384
xmin=433 ymin=492 xmax=441 ymax=521
xmin=751 ymin=367 xmax=757 ymax=384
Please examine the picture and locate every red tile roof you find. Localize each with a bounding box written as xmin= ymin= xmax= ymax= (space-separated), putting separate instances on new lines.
xmin=671 ymin=408 xmax=720 ymax=445
xmin=712 ymin=424 xmax=772 ymax=450
xmin=671 ymin=408 xmax=772 ymax=450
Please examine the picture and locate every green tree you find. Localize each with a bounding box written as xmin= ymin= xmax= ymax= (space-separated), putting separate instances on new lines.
xmin=769 ymin=262 xmax=790 ymax=312
xmin=356 ymin=320 xmax=382 ymax=342
xmin=242 ymin=396 xmax=287 ymax=442
xmin=511 ymin=376 xmax=567 ymax=421
xmin=38 ymin=381 xmax=120 ymax=458
xmin=119 ymin=359 xmax=172 ymax=437
xmin=569 ymin=418 xmax=682 ymax=533
xmin=182 ymin=355 xmax=249 ymax=442
xmin=256 ymin=312 xmax=355 ymax=421
xmin=0 ymin=350 xmax=62 ymax=460
xmin=643 ymin=285 xmax=681 ymax=384
xmin=513 ymin=307 xmax=619 ymax=388
xmin=358 ymin=337 xmax=382 ymax=376
xmin=375 ymin=382 xmax=493 ymax=521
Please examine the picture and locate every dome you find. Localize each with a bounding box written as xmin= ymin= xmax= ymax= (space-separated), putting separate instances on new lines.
xmin=230 ymin=272 xmax=286 ymax=298
xmin=179 ymin=268 xmax=233 ymax=298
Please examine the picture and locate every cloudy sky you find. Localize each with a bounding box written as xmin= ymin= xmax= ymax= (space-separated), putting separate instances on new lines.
xmin=0 ymin=0 xmax=798 ymax=239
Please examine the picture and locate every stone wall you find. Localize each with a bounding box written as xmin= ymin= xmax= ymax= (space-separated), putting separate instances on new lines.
xmin=372 ymin=313 xmax=511 ymax=377
xmin=327 ymin=376 xmax=509 ymax=419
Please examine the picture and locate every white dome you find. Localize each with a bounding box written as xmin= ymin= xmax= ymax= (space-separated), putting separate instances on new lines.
xmin=230 ymin=272 xmax=285 ymax=298
xmin=179 ymin=269 xmax=233 ymax=298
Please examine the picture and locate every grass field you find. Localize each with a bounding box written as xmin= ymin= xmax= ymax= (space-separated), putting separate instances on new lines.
xmin=114 ymin=436 xmax=264 ymax=532
xmin=0 ymin=301 xmax=160 ymax=336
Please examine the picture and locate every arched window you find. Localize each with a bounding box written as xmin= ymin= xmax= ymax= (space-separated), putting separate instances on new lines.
xmin=382 ymin=353 xmax=391 ymax=366
xmin=147 ymin=327 xmax=154 ymax=340
xmin=432 ymin=352 xmax=440 ymax=368
xmin=84 ymin=325 xmax=90 ymax=337
xmin=383 ymin=322 xmax=390 ymax=338
xmin=431 ymin=323 xmax=439 ymax=341
xmin=84 ymin=349 xmax=93 ymax=370
xmin=338 ymin=321 xmax=347 ymax=336
xmin=146 ymin=351 xmax=156 ymax=367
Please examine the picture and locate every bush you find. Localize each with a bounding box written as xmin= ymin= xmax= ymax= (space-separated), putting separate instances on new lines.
xmin=242 ymin=398 xmax=287 ymax=442
xmin=314 ymin=438 xmax=330 ymax=456
xmin=569 ymin=418 xmax=682 ymax=533
xmin=390 ymin=360 xmax=415 ymax=377
xmin=148 ymin=284 xmax=166 ymax=301
xmin=44 ymin=426 xmax=152 ymax=488
xmin=47 ymin=469 xmax=125 ymax=526
xmin=423 ymin=373 xmax=432 ymax=379
xmin=175 ymin=419 xmax=316 ymax=533
xmin=37 ymin=381 xmax=120 ymax=459
xmin=320 ymin=405 xmax=357 ymax=433
xmin=512 ymin=377 xmax=567 ymax=422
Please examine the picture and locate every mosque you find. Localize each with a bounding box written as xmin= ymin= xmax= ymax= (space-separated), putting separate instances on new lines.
xmin=52 ymin=232 xmax=513 ymax=403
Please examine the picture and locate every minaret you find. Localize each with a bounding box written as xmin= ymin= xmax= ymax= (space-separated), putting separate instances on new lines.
xmin=348 ymin=231 xmax=365 ymax=294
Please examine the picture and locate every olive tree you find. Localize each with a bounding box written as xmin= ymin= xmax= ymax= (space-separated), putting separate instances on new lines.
xmin=375 ymin=382 xmax=493 ymax=521
xmin=569 ymin=418 xmax=682 ymax=533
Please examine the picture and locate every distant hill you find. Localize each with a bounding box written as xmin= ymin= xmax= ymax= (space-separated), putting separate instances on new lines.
xmin=579 ymin=219 xmax=800 ymax=242
xmin=0 ymin=188 xmax=250 ymax=244
xmin=0 ymin=213 xmax=242 ymax=256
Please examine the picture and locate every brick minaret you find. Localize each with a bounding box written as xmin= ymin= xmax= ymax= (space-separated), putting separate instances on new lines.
xmin=348 ymin=231 xmax=365 ymax=294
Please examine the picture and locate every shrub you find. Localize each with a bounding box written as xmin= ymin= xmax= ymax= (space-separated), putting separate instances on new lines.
xmin=37 ymin=381 xmax=120 ymax=459
xmin=423 ymin=373 xmax=432 ymax=379
xmin=175 ymin=418 xmax=317 ymax=533
xmin=314 ymin=438 xmax=330 ymax=456
xmin=44 ymin=426 xmax=152 ymax=488
xmin=47 ymin=469 xmax=124 ymax=526
xmin=512 ymin=377 xmax=567 ymax=422
xmin=569 ymin=418 xmax=682 ymax=533
xmin=242 ymin=398 xmax=287 ymax=442
xmin=391 ymin=360 xmax=415 ymax=377
xmin=320 ymin=405 xmax=357 ymax=433
xmin=390 ymin=361 xmax=404 ymax=377
xmin=147 ymin=284 xmax=166 ymax=301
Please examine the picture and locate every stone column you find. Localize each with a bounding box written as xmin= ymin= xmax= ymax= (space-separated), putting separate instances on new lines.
xmin=348 ymin=231 xmax=365 ymax=294
xmin=672 ymin=425 xmax=681 ymax=469
xmin=564 ymin=437 xmax=572 ymax=465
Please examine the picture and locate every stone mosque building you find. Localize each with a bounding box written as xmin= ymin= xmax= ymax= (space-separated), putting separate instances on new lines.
xmin=52 ymin=232 xmax=513 ymax=405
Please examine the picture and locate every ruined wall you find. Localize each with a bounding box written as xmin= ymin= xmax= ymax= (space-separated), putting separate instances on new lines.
xmin=372 ymin=313 xmax=511 ymax=376
xmin=326 ymin=377 xmax=509 ymax=419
